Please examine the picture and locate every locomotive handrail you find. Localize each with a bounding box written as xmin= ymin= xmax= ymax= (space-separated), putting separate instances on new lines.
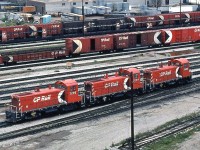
xmin=6 ymin=104 xmax=19 ymax=119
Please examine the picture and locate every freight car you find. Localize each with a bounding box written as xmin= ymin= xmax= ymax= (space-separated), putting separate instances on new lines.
xmin=1 ymin=25 xmax=200 ymax=65
xmin=65 ymin=25 xmax=200 ymax=55
xmin=0 ymin=23 xmax=62 ymax=43
xmin=126 ymin=11 xmax=200 ymax=28
xmin=6 ymin=58 xmax=192 ymax=122
xmin=1 ymin=11 xmax=200 ymax=44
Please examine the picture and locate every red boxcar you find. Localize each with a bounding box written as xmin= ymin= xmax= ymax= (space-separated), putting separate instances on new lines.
xmin=158 ymin=12 xmax=198 ymax=26
xmin=65 ymin=35 xmax=114 ymax=55
xmin=161 ymin=26 xmax=200 ymax=45
xmin=0 ymin=25 xmax=27 ymax=42
xmin=127 ymin=15 xmax=159 ymax=28
xmin=126 ymin=11 xmax=200 ymax=28
xmin=140 ymin=30 xmax=162 ymax=46
xmin=113 ymin=32 xmax=136 ymax=50
xmin=189 ymin=11 xmax=200 ymax=23
xmin=84 ymin=73 xmax=129 ymax=98
xmin=27 ymin=23 xmax=62 ymax=38
xmin=161 ymin=13 xmax=186 ymax=25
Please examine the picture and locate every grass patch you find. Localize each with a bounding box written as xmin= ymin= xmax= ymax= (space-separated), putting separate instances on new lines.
xmin=144 ymin=125 xmax=200 ymax=150
xmin=135 ymin=112 xmax=200 ymax=140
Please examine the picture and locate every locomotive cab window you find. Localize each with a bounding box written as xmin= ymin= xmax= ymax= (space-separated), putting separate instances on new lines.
xmin=70 ymin=86 xmax=76 ymax=92
xmin=134 ymin=74 xmax=138 ymax=79
xmin=85 ymin=84 xmax=92 ymax=91
xmin=184 ymin=64 xmax=188 ymax=68
xmin=55 ymin=84 xmax=66 ymax=89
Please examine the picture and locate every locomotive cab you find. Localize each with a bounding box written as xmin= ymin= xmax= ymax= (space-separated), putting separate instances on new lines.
xmin=5 ymin=96 xmax=23 ymax=122
xmin=118 ymin=68 xmax=144 ymax=90
xmin=55 ymin=79 xmax=82 ymax=104
xmin=6 ymin=79 xmax=82 ymax=122
xmin=168 ymin=58 xmax=192 ymax=81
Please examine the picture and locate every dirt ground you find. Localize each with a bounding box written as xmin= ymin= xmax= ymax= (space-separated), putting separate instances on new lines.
xmin=177 ymin=132 xmax=200 ymax=150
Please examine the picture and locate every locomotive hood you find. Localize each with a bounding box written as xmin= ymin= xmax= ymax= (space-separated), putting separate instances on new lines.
xmin=12 ymin=87 xmax=65 ymax=104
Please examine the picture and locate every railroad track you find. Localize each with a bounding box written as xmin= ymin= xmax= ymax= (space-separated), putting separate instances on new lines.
xmin=0 ymin=43 xmax=65 ymax=54
xmin=0 ymin=121 xmax=11 ymax=128
xmin=134 ymin=116 xmax=200 ymax=149
xmin=0 ymin=54 xmax=199 ymax=104
xmin=0 ymin=76 xmax=199 ymax=142
xmin=0 ymin=40 xmax=64 ymax=50
xmin=0 ymin=54 xmax=199 ymax=102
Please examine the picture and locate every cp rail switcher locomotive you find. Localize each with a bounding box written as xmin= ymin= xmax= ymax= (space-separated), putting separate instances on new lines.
xmin=6 ymin=58 xmax=192 ymax=122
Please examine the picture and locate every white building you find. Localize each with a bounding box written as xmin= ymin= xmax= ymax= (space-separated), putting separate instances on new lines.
xmin=27 ymin=0 xmax=187 ymax=15
xmin=27 ymin=0 xmax=94 ymax=15
xmin=147 ymin=0 xmax=184 ymax=6
xmin=186 ymin=0 xmax=200 ymax=4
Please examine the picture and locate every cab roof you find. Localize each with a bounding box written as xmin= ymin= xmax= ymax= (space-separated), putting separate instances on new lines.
xmin=174 ymin=58 xmax=189 ymax=64
xmin=55 ymin=79 xmax=78 ymax=87
xmin=119 ymin=68 xmax=140 ymax=74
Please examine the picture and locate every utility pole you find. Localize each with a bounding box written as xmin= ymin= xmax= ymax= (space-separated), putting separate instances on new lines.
xmin=130 ymin=72 xmax=134 ymax=150
xmin=180 ymin=0 xmax=182 ymax=25
xmin=156 ymin=0 xmax=157 ymax=9
xmin=82 ymin=0 xmax=85 ymax=36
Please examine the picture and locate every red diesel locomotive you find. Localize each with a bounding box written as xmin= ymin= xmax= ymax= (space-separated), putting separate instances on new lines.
xmin=6 ymin=58 xmax=192 ymax=122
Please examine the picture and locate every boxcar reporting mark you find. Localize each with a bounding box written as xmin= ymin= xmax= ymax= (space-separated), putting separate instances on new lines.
xmin=73 ymin=39 xmax=82 ymax=54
